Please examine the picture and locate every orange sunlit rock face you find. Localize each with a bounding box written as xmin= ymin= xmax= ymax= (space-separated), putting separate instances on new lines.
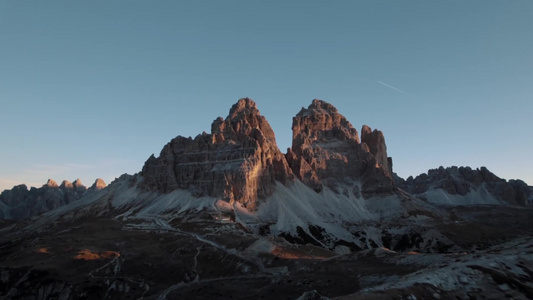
xmin=35 ymin=248 xmax=50 ymax=253
xmin=141 ymin=98 xmax=294 ymax=210
xmin=73 ymin=249 xmax=120 ymax=260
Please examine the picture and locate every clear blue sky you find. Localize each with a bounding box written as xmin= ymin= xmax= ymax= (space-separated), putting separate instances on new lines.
xmin=1 ymin=1 xmax=532 ymax=191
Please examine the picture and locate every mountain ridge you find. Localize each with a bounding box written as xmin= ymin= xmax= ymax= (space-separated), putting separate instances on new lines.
xmin=0 ymin=178 xmax=106 ymax=220
xmin=1 ymin=98 xmax=533 ymax=299
xmin=2 ymin=98 xmax=531 ymax=221
xmin=141 ymin=98 xmax=396 ymax=209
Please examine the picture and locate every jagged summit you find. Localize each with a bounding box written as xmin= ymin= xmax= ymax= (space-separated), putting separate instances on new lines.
xmin=300 ymin=99 xmax=339 ymax=115
xmin=60 ymin=180 xmax=74 ymax=189
xmin=211 ymin=97 xmax=279 ymax=148
xmin=90 ymin=178 xmax=107 ymax=191
xmin=228 ymin=97 xmax=259 ymax=117
xmin=292 ymin=99 xmax=360 ymax=145
xmin=142 ymin=97 xmax=293 ymax=209
xmin=361 ymin=125 xmax=392 ymax=174
xmin=44 ymin=179 xmax=59 ymax=188
xmin=73 ymin=178 xmax=85 ymax=190
xmin=287 ymin=99 xmax=394 ymax=194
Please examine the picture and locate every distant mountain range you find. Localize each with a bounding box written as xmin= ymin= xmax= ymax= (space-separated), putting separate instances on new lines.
xmin=0 ymin=178 xmax=106 ymax=220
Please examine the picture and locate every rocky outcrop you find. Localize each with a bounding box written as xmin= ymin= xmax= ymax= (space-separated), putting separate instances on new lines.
xmin=395 ymin=166 xmax=533 ymax=206
xmin=44 ymin=179 xmax=59 ymax=188
xmin=60 ymin=180 xmax=74 ymax=190
xmin=0 ymin=178 xmax=103 ymax=220
xmin=286 ymin=99 xmax=394 ymax=195
xmin=361 ymin=125 xmax=392 ymax=174
xmin=508 ymin=179 xmax=533 ymax=206
xmin=142 ymin=98 xmax=293 ymax=209
xmin=89 ymin=178 xmax=107 ymax=191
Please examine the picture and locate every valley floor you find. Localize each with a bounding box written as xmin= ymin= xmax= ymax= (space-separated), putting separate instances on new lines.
xmin=1 ymin=205 xmax=532 ymax=300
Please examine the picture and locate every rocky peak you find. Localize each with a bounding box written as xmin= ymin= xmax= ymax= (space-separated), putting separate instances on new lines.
xmin=212 ymin=97 xmax=278 ymax=147
xmin=361 ymin=125 xmax=392 ymax=174
xmin=44 ymin=179 xmax=59 ymax=188
xmin=90 ymin=178 xmax=107 ymax=191
xmin=287 ymin=99 xmax=393 ymax=194
xmin=307 ymin=98 xmax=339 ymax=114
xmin=73 ymin=179 xmax=86 ymax=191
xmin=142 ymin=98 xmax=293 ymax=209
xmin=228 ymin=97 xmax=259 ymax=118
xmin=60 ymin=180 xmax=74 ymax=190
xmin=292 ymin=99 xmax=359 ymax=148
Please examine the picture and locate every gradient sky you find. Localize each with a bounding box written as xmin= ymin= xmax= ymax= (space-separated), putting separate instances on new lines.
xmin=1 ymin=1 xmax=532 ymax=191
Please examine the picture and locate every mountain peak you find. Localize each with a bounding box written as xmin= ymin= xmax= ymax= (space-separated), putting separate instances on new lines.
xmin=60 ymin=180 xmax=74 ymax=189
xmin=90 ymin=178 xmax=106 ymax=190
xmin=73 ymin=178 xmax=85 ymax=190
xmin=309 ymin=98 xmax=338 ymax=114
xmin=213 ymin=97 xmax=275 ymax=143
xmin=228 ymin=97 xmax=258 ymax=117
xmin=288 ymin=99 xmax=394 ymax=194
xmin=44 ymin=179 xmax=59 ymax=188
xmin=293 ymin=99 xmax=359 ymax=143
xmin=142 ymin=98 xmax=293 ymax=209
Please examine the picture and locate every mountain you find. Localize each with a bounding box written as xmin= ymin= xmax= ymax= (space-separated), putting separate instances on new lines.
xmin=1 ymin=98 xmax=532 ymax=300
xmin=0 ymin=178 xmax=106 ymax=220
xmin=395 ymin=166 xmax=533 ymax=206
xmin=141 ymin=98 xmax=293 ymax=209
xmin=286 ymin=99 xmax=394 ymax=195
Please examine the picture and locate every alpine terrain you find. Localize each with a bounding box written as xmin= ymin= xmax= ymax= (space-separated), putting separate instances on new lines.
xmin=1 ymin=98 xmax=532 ymax=300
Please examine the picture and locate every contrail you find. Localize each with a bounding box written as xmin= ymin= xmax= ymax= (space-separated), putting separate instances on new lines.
xmin=377 ymin=81 xmax=412 ymax=96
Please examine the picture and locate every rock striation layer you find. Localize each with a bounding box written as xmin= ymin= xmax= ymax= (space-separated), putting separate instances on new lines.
xmin=142 ymin=98 xmax=293 ymax=209
xmin=286 ymin=99 xmax=394 ymax=194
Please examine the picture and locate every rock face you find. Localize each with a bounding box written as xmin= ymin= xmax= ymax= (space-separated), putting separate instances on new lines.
xmin=361 ymin=125 xmax=392 ymax=175
xmin=286 ymin=99 xmax=394 ymax=194
xmin=0 ymin=178 xmax=102 ymax=220
xmin=395 ymin=166 xmax=533 ymax=206
xmin=142 ymin=98 xmax=293 ymax=209
xmin=89 ymin=178 xmax=107 ymax=191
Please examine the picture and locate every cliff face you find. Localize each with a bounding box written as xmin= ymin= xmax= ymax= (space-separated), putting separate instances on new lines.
xmin=361 ymin=125 xmax=392 ymax=175
xmin=286 ymin=99 xmax=394 ymax=195
xmin=141 ymin=98 xmax=293 ymax=209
